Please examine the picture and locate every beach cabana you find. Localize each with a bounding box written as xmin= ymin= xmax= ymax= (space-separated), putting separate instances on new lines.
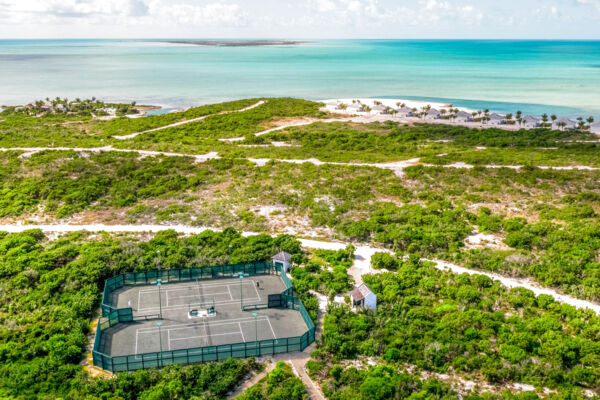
xmin=487 ymin=113 xmax=505 ymax=126
xmin=370 ymin=104 xmax=387 ymax=115
xmin=425 ymin=109 xmax=441 ymax=120
xmin=553 ymin=117 xmax=576 ymax=130
xmin=522 ymin=115 xmax=540 ymax=128
xmin=395 ymin=107 xmax=414 ymax=117
xmin=346 ymin=103 xmax=362 ymax=113
xmin=454 ymin=111 xmax=473 ymax=123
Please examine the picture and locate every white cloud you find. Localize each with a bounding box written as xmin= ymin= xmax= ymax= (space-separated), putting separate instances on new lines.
xmin=0 ymin=0 xmax=597 ymax=38
xmin=0 ymin=0 xmax=245 ymax=27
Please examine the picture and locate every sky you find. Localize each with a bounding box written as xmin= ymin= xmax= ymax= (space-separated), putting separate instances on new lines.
xmin=0 ymin=0 xmax=599 ymax=39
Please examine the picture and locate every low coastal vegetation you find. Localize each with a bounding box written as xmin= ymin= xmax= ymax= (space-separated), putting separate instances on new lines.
xmin=0 ymin=229 xmax=301 ymax=398
xmin=236 ymin=361 xmax=308 ymax=400
xmin=312 ymin=258 xmax=600 ymax=398
xmin=1 ymin=97 xmax=140 ymax=117
xmin=2 ymin=97 xmax=600 ymax=398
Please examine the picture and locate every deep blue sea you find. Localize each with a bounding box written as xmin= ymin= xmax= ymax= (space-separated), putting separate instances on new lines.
xmin=1 ymin=39 xmax=599 ymax=117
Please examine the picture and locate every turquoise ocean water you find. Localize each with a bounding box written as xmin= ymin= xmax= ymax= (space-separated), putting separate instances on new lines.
xmin=1 ymin=39 xmax=599 ymax=117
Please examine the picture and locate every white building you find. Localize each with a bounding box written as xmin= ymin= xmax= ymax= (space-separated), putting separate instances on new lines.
xmin=553 ymin=117 xmax=577 ymax=130
xmin=487 ymin=113 xmax=505 ymax=126
xmin=395 ymin=107 xmax=414 ymax=117
xmin=349 ymin=283 xmax=377 ymax=310
xmin=272 ymin=251 xmax=293 ymax=272
xmin=370 ymin=104 xmax=387 ymax=115
xmin=453 ymin=111 xmax=473 ymax=123
xmin=346 ymin=103 xmax=363 ymax=113
xmin=522 ymin=115 xmax=540 ymax=128
xmin=425 ymin=109 xmax=441 ymax=120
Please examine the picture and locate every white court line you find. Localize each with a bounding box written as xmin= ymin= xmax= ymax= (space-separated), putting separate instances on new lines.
xmin=227 ymin=284 xmax=233 ymax=300
xmin=135 ymin=330 xmax=139 ymax=355
xmin=167 ymin=291 xmax=230 ymax=300
xmin=136 ymin=296 xmax=260 ymax=312
xmin=169 ymin=331 xmax=242 ymax=342
xmin=239 ymin=322 xmax=246 ymax=342
xmin=167 ymin=329 xmax=171 ymax=351
xmin=252 ymin=279 xmax=260 ymax=299
xmin=137 ymin=316 xmax=270 ymax=333
xmin=267 ymin=318 xmax=277 ymax=339
xmin=138 ymin=281 xmax=258 ymax=294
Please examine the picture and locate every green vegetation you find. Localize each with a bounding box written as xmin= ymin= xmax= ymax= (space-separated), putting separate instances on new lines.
xmin=315 ymin=364 xmax=458 ymax=400
xmin=237 ymin=361 xmax=308 ymax=400
xmin=292 ymin=245 xmax=355 ymax=298
xmin=98 ymin=98 xmax=260 ymax=137
xmin=0 ymin=151 xmax=207 ymax=218
xmin=313 ymin=257 xmax=600 ymax=397
xmin=4 ymin=97 xmax=600 ymax=398
xmin=124 ymin=97 xmax=325 ymax=143
xmin=1 ymin=97 xmax=139 ymax=117
xmin=81 ymin=360 xmax=260 ymax=400
xmin=0 ymin=229 xmax=301 ymax=398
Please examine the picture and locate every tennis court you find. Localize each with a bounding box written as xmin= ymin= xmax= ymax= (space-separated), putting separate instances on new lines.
xmin=99 ymin=274 xmax=308 ymax=357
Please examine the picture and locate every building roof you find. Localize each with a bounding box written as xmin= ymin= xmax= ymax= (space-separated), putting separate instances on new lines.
xmin=523 ymin=115 xmax=540 ymax=123
xmin=396 ymin=107 xmax=413 ymax=114
xmin=427 ymin=109 xmax=441 ymax=115
xmin=346 ymin=103 xmax=362 ymax=110
xmin=349 ymin=283 xmax=374 ymax=301
xmin=371 ymin=104 xmax=387 ymax=112
xmin=488 ymin=113 xmax=504 ymax=120
xmin=555 ymin=117 xmax=575 ymax=124
xmin=273 ymin=251 xmax=293 ymax=263
xmin=455 ymin=111 xmax=472 ymax=118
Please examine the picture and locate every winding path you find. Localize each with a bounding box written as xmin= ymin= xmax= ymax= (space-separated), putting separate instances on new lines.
xmin=112 ymin=100 xmax=265 ymax=140
xmin=219 ymin=116 xmax=356 ymax=142
xmin=1 ymin=223 xmax=599 ymax=314
xmin=1 ymin=146 xmax=597 ymax=177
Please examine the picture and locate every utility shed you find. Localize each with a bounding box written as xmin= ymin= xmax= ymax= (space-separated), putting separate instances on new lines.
xmin=349 ymin=283 xmax=377 ymax=310
xmin=272 ymin=251 xmax=293 ymax=272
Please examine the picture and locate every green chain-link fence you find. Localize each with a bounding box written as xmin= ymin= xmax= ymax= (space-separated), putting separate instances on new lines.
xmin=93 ymin=260 xmax=315 ymax=372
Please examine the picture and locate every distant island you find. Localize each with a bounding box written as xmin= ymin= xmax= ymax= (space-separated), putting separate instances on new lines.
xmin=164 ymin=40 xmax=304 ymax=47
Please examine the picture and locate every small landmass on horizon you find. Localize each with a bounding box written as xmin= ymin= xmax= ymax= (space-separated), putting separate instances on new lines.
xmin=164 ymin=39 xmax=304 ymax=47
xmin=166 ymin=40 xmax=304 ymax=47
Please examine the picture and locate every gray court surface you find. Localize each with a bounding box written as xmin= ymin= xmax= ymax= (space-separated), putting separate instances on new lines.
xmin=100 ymin=275 xmax=308 ymax=357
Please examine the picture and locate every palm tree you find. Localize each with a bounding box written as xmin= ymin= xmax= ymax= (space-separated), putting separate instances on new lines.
xmin=440 ymin=109 xmax=447 ymax=118
xmin=541 ymin=113 xmax=548 ymax=126
xmin=587 ymin=116 xmax=595 ymax=126
xmin=515 ymin=111 xmax=522 ymax=121
xmin=557 ymin=121 xmax=566 ymax=130
xmin=471 ymin=111 xmax=478 ymax=119
xmin=550 ymin=114 xmax=557 ymax=124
